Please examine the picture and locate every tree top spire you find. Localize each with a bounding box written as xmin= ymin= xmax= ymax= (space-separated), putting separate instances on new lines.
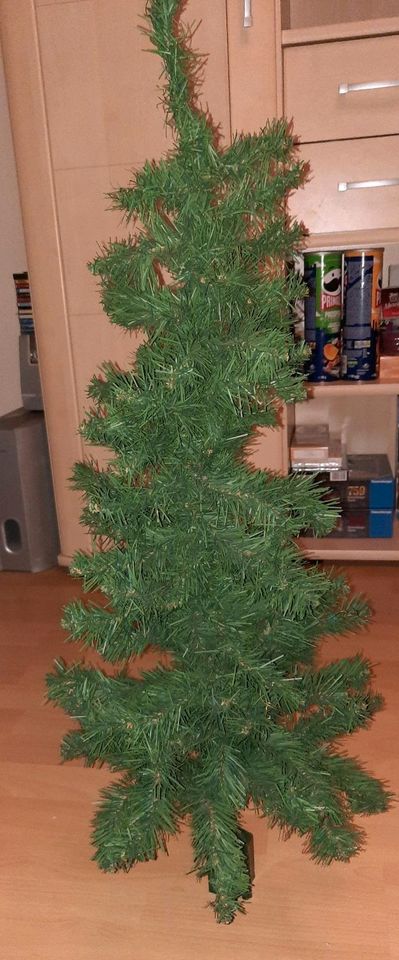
xmin=145 ymin=0 xmax=214 ymax=147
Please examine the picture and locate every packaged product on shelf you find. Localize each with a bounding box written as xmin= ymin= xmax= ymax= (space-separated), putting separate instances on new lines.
xmin=297 ymin=453 xmax=396 ymax=542
xmin=316 ymin=453 xmax=396 ymax=510
xmin=290 ymin=423 xmax=329 ymax=460
xmin=320 ymin=509 xmax=394 ymax=540
xmin=341 ymin=248 xmax=383 ymax=381
xmin=380 ymin=288 xmax=399 ymax=356
xmin=291 ymin=436 xmax=345 ymax=473
xmin=303 ymin=251 xmax=342 ymax=382
xmin=382 ymin=288 xmax=399 ymax=321
xmin=397 ymin=399 xmax=399 ymax=516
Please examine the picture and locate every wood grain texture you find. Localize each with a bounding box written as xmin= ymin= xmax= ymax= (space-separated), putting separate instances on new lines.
xmin=0 ymin=0 xmax=232 ymax=562
xmin=290 ymin=136 xmax=399 ymax=237
xmin=284 ymin=35 xmax=399 ymax=144
xmin=282 ymin=16 xmax=399 ymax=47
xmin=285 ymin=0 xmax=399 ymax=30
xmin=226 ymin=0 xmax=278 ymax=135
xmin=0 ymin=564 xmax=398 ymax=958
xmin=0 ymin=0 xmax=85 ymax=560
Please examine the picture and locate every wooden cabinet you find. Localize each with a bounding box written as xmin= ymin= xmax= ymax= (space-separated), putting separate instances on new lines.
xmin=282 ymin=6 xmax=399 ymax=249
xmin=281 ymin=1 xmax=399 ymax=561
xmin=296 ymin=380 xmax=399 ymax=562
xmin=2 ymin=0 xmax=399 ymax=563
xmin=291 ymin=137 xmax=399 ymax=237
xmin=281 ymin=0 xmax=399 ymax=33
xmin=0 ymin=0 xmax=279 ymax=562
xmin=284 ymin=35 xmax=399 ymax=142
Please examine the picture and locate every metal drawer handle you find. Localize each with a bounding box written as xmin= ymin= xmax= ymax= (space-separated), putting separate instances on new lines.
xmin=339 ymin=80 xmax=399 ymax=95
xmin=244 ymin=0 xmax=252 ymax=28
xmin=338 ymin=178 xmax=399 ymax=192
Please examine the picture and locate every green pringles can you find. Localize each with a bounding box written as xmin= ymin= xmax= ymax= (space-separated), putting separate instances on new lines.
xmin=303 ymin=251 xmax=342 ymax=381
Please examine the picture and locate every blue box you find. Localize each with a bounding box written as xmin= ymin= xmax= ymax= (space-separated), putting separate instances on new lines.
xmin=326 ymin=509 xmax=395 ymax=539
xmin=325 ymin=454 xmax=396 ymax=510
xmin=368 ymin=510 xmax=395 ymax=537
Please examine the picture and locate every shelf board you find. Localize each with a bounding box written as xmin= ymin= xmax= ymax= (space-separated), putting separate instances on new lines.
xmin=298 ymin=517 xmax=399 ymax=561
xmin=303 ymin=228 xmax=399 ymax=251
xmin=282 ymin=16 xmax=399 ymax=47
xmin=305 ymin=378 xmax=399 ymax=399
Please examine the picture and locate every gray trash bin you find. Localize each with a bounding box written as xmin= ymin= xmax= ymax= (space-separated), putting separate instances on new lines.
xmin=0 ymin=409 xmax=59 ymax=572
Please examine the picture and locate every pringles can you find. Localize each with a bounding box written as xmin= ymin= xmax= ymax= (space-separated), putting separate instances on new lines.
xmin=303 ymin=251 xmax=342 ymax=381
xmin=341 ymin=248 xmax=383 ymax=380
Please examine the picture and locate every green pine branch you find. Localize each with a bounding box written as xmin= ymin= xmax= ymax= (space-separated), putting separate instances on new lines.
xmin=46 ymin=0 xmax=391 ymax=924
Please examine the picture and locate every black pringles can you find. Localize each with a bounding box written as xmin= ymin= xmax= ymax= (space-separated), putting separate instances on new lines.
xmin=342 ymin=249 xmax=383 ymax=380
xmin=303 ymin=251 xmax=342 ymax=381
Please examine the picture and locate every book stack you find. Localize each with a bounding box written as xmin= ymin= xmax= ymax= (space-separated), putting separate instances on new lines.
xmin=13 ymin=270 xmax=42 ymax=411
xmin=13 ymin=272 xmax=34 ymax=334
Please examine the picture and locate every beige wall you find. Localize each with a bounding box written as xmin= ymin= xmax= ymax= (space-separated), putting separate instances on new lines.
xmin=0 ymin=46 xmax=26 ymax=416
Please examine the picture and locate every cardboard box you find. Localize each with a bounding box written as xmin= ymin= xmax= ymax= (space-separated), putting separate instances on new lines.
xmin=326 ymin=509 xmax=395 ymax=539
xmin=290 ymin=424 xmax=330 ymax=461
xmin=305 ymin=508 xmax=395 ymax=539
xmin=382 ymin=288 xmax=399 ymax=320
xmin=291 ymin=437 xmax=345 ymax=472
xmin=317 ymin=454 xmax=395 ymax=510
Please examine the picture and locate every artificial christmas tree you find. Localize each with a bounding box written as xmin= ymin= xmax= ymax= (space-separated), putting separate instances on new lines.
xmin=47 ymin=0 xmax=391 ymax=924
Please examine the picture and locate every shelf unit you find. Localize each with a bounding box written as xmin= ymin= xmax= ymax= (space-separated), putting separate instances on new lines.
xmin=291 ymin=249 xmax=399 ymax=564
xmin=293 ymin=374 xmax=399 ymax=562
xmin=278 ymin=0 xmax=399 ymax=561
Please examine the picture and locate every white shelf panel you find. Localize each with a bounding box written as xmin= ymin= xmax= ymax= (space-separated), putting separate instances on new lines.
xmin=298 ymin=518 xmax=399 ymax=562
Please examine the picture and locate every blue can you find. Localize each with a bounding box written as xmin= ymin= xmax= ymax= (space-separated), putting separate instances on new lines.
xmin=341 ymin=248 xmax=383 ymax=381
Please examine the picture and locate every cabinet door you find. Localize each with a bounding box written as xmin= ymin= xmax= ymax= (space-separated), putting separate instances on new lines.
xmin=290 ymin=135 xmax=399 ymax=236
xmin=1 ymin=0 xmax=232 ymax=561
xmin=285 ymin=0 xmax=399 ymax=29
xmin=284 ymin=35 xmax=399 ymax=143
xmin=226 ymin=0 xmax=280 ymax=132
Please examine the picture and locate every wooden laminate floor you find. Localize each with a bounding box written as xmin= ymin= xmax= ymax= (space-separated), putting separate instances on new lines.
xmin=0 ymin=564 xmax=398 ymax=959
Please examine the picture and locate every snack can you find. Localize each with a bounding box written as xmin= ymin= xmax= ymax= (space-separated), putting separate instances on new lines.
xmin=303 ymin=251 xmax=342 ymax=381
xmin=341 ymin=248 xmax=383 ymax=380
